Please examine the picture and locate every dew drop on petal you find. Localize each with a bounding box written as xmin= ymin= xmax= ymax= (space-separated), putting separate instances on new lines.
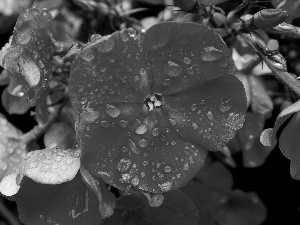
xmin=152 ymin=128 xmax=160 ymax=136
xmin=15 ymin=30 xmax=31 ymax=45
xmin=131 ymin=176 xmax=139 ymax=186
xmin=135 ymin=124 xmax=148 ymax=134
xmin=80 ymin=49 xmax=94 ymax=62
xmin=164 ymin=60 xmax=183 ymax=77
xmin=142 ymin=161 xmax=148 ymax=166
xmin=106 ymin=104 xmax=121 ymax=118
xmin=128 ymin=28 xmax=136 ymax=37
xmin=206 ymin=111 xmax=214 ymax=120
xmin=19 ymin=57 xmax=40 ymax=87
xmin=192 ymin=122 xmax=198 ymax=129
xmin=140 ymin=172 xmax=145 ymax=178
xmin=100 ymin=120 xmax=110 ymax=127
xmin=169 ymin=119 xmax=177 ymax=126
xmin=163 ymin=165 xmax=173 ymax=173
xmin=129 ymin=140 xmax=140 ymax=154
xmin=183 ymin=162 xmax=189 ymax=171
xmin=138 ymin=139 xmax=148 ymax=148
xmin=119 ymin=120 xmax=129 ymax=127
xmin=183 ymin=57 xmax=191 ymax=64
xmin=115 ymin=158 xmax=132 ymax=172
xmin=219 ymin=98 xmax=233 ymax=113
xmin=190 ymin=104 xmax=196 ymax=111
xmin=201 ymin=46 xmax=223 ymax=61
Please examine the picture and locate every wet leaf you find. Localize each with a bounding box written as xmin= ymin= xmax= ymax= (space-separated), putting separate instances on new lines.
xmin=1 ymin=86 xmax=30 ymax=115
xmin=213 ymin=189 xmax=267 ymax=225
xmin=69 ymin=22 xmax=247 ymax=193
xmin=1 ymin=7 xmax=54 ymax=122
xmin=15 ymin=173 xmax=104 ymax=225
xmin=0 ymin=114 xmax=26 ymax=183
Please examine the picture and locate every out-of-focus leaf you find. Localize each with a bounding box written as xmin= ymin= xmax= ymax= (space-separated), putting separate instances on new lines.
xmin=0 ymin=113 xmax=26 ymax=183
xmin=2 ymin=8 xmax=55 ymax=122
xmin=1 ymin=86 xmax=30 ymax=115
xmin=213 ymin=189 xmax=267 ymax=225
xmin=43 ymin=121 xmax=76 ymax=149
xmin=272 ymin=0 xmax=300 ymax=20
xmin=32 ymin=0 xmax=64 ymax=11
xmin=0 ymin=70 xmax=11 ymax=86
xmin=137 ymin=190 xmax=199 ymax=225
xmin=15 ymin=173 xmax=104 ymax=225
xmin=0 ymin=0 xmax=32 ymax=16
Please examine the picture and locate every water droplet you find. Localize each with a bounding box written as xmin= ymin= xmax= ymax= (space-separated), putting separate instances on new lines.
xmin=140 ymin=68 xmax=146 ymax=75
xmin=140 ymin=172 xmax=145 ymax=178
xmin=28 ymin=162 xmax=38 ymax=169
xmin=206 ymin=111 xmax=214 ymax=120
xmin=192 ymin=122 xmax=198 ymax=129
xmin=55 ymin=156 xmax=62 ymax=162
xmin=106 ymin=104 xmax=121 ymax=118
xmin=183 ymin=162 xmax=189 ymax=171
xmin=120 ymin=31 xmax=129 ymax=42
xmin=190 ymin=104 xmax=196 ymax=111
xmin=169 ymin=119 xmax=176 ymax=125
xmin=171 ymin=141 xmax=176 ymax=146
xmin=80 ymin=49 xmax=94 ymax=62
xmin=183 ymin=57 xmax=191 ymax=64
xmin=19 ymin=57 xmax=40 ymax=87
xmin=97 ymin=38 xmax=115 ymax=52
xmin=163 ymin=165 xmax=173 ymax=173
xmin=142 ymin=161 xmax=148 ymax=166
xmin=15 ymin=30 xmax=31 ymax=45
xmin=0 ymin=162 xmax=7 ymax=171
xmin=129 ymin=140 xmax=140 ymax=154
xmin=108 ymin=56 xmax=116 ymax=63
xmin=201 ymin=46 xmax=223 ymax=61
xmin=128 ymin=28 xmax=136 ymax=37
xmin=187 ymin=67 xmax=194 ymax=75
xmin=152 ymin=128 xmax=159 ymax=136
xmin=100 ymin=120 xmax=110 ymax=127
xmin=32 ymin=50 xmax=38 ymax=59
xmin=219 ymin=98 xmax=233 ymax=113
xmin=260 ymin=128 xmax=273 ymax=147
xmin=176 ymin=173 xmax=182 ymax=178
xmin=164 ymin=60 xmax=183 ymax=77
xmin=66 ymin=158 xmax=73 ymax=165
xmin=115 ymin=158 xmax=132 ymax=172
xmin=131 ymin=176 xmax=139 ymax=186
xmin=119 ymin=120 xmax=129 ymax=127
xmin=121 ymin=146 xmax=128 ymax=152
xmin=138 ymin=139 xmax=148 ymax=148
xmin=100 ymin=67 xmax=107 ymax=72
xmin=135 ymin=124 xmax=148 ymax=134
xmin=163 ymin=78 xmax=171 ymax=86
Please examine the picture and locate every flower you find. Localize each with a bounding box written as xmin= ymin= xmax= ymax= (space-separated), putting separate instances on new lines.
xmin=69 ymin=21 xmax=247 ymax=193
xmin=261 ymin=100 xmax=300 ymax=180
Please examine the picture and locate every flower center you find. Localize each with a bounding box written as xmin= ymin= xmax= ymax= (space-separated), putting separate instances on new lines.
xmin=145 ymin=94 xmax=162 ymax=111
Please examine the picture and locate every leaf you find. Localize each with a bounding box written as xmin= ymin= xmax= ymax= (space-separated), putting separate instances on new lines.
xmin=43 ymin=122 xmax=76 ymax=149
xmin=248 ymin=75 xmax=273 ymax=116
xmin=15 ymin=173 xmax=104 ymax=225
xmin=137 ymin=190 xmax=199 ymax=225
xmin=213 ymin=189 xmax=267 ymax=225
xmin=69 ymin=22 xmax=247 ymax=193
xmin=238 ymin=113 xmax=273 ymax=168
xmin=272 ymin=0 xmax=300 ymax=20
xmin=1 ymin=86 xmax=30 ymax=115
xmin=0 ymin=113 xmax=26 ymax=183
xmin=2 ymin=7 xmax=54 ymax=122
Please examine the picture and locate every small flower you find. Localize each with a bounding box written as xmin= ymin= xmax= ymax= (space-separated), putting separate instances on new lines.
xmin=262 ymin=100 xmax=300 ymax=180
xmin=69 ymin=22 xmax=247 ymax=193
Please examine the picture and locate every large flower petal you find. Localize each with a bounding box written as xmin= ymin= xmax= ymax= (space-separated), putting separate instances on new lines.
xmin=141 ymin=22 xmax=236 ymax=95
xmin=79 ymin=108 xmax=207 ymax=193
xmin=162 ymin=75 xmax=246 ymax=151
xmin=69 ymin=28 xmax=151 ymax=113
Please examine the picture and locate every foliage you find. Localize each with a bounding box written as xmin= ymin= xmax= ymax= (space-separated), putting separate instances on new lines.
xmin=0 ymin=0 xmax=300 ymax=224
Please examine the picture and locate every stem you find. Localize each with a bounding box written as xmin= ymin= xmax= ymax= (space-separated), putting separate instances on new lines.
xmin=0 ymin=197 xmax=21 ymax=225
xmin=240 ymin=33 xmax=300 ymax=97
xmin=20 ymin=104 xmax=64 ymax=144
